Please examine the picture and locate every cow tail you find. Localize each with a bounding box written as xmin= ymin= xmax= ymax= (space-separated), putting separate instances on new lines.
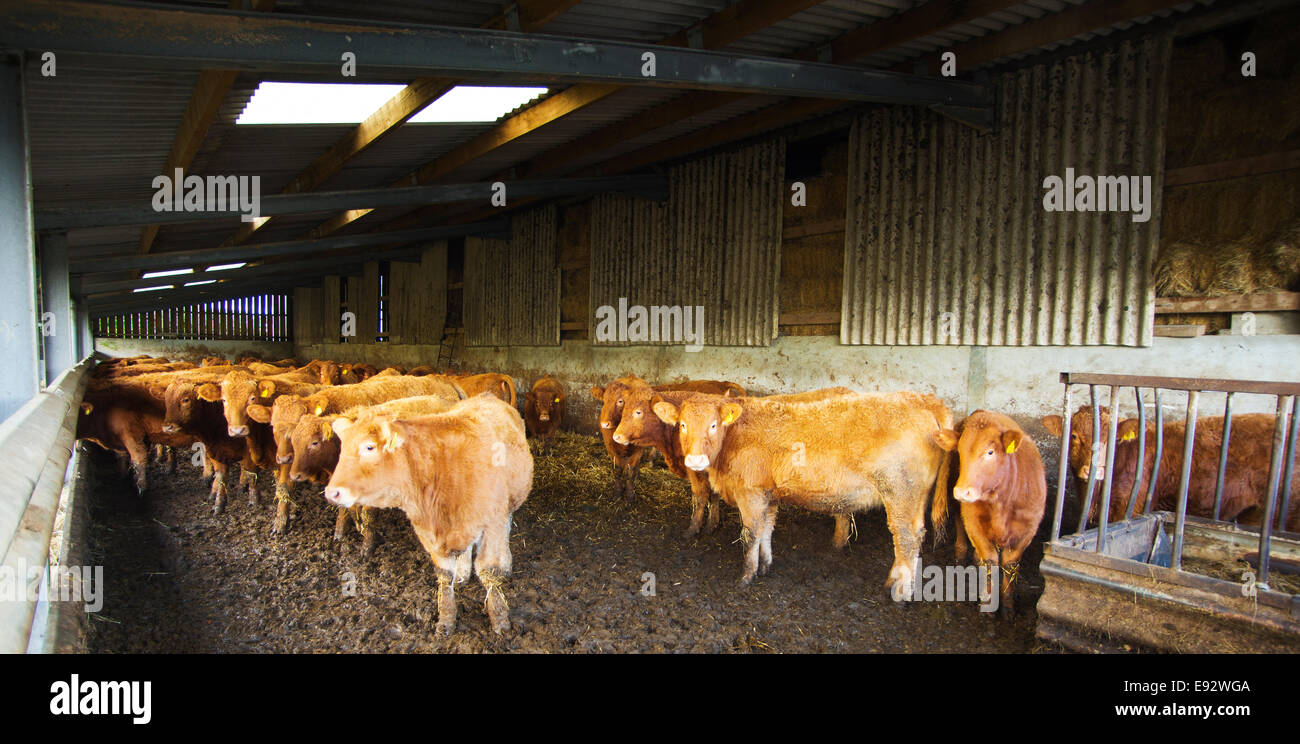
xmin=930 ymin=447 xmax=951 ymax=547
xmin=450 ymin=381 xmax=469 ymax=400
xmin=501 ymin=376 xmax=517 ymax=408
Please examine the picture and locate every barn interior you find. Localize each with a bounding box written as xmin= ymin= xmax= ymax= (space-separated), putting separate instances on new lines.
xmin=1 ymin=0 xmax=1298 ymax=654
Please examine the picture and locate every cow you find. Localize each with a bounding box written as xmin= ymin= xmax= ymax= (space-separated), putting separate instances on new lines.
xmin=1043 ymin=407 xmax=1300 ymax=531
xmin=77 ymin=382 xmax=194 ymax=495
xmin=933 ymin=411 xmax=1046 ymax=617
xmin=652 ymin=390 xmax=952 ymax=594
xmin=248 ymin=373 xmax=467 ymax=533
xmin=157 ymin=378 xmax=252 ymax=514
xmin=523 ymin=376 xmax=566 ymax=452
xmin=290 ymin=394 xmax=464 ymax=554
xmin=591 ymin=376 xmax=746 ymax=500
xmin=325 ymin=394 xmax=532 ymax=635
xmin=455 ymin=373 xmax=517 ymax=406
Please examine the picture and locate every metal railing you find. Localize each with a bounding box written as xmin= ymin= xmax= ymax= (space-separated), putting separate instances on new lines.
xmin=1049 ymin=372 xmax=1300 ymax=590
xmin=0 ymin=356 xmax=93 ymax=653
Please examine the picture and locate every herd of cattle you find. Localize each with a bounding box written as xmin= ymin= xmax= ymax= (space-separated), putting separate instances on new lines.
xmin=78 ymin=355 xmax=1299 ymax=636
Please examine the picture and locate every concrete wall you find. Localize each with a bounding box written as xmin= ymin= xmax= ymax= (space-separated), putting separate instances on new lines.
xmin=95 ymin=337 xmax=295 ymax=363
xmin=297 ymin=334 xmax=1300 ymax=437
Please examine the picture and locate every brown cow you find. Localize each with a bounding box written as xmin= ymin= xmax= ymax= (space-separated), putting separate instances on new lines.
xmin=325 ymin=394 xmax=532 ymax=635
xmin=1043 ymin=407 xmax=1300 ymax=530
xmin=455 ymin=373 xmax=517 ymax=406
xmin=653 ymin=390 xmax=952 ymax=593
xmin=249 ymin=374 xmax=466 ymax=532
xmin=591 ymin=376 xmax=745 ymax=500
xmin=158 ymin=379 xmax=252 ymax=514
xmin=523 ymin=376 xmax=566 ymax=452
xmin=290 ymin=395 xmax=463 ymax=554
xmin=77 ymin=382 xmax=194 ymax=495
xmin=934 ymin=411 xmax=1046 ymax=617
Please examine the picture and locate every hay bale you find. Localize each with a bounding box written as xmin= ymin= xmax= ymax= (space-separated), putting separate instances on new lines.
xmin=1155 ymin=238 xmax=1258 ymax=297
xmin=1250 ymin=216 xmax=1300 ymax=292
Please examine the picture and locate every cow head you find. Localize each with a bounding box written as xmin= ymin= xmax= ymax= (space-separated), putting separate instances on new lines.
xmin=269 ymin=395 xmax=310 ymax=464
xmin=324 ymin=413 xmax=412 ymax=510
xmin=289 ymin=413 xmax=341 ymax=483
xmin=1042 ymin=406 xmax=1116 ymax=483
xmin=934 ymin=412 xmax=1027 ymax=503
xmin=527 ymin=378 xmax=566 ymax=426
xmin=592 ymin=375 xmax=646 ymax=434
xmin=318 ymin=361 xmax=341 ymax=386
xmin=611 ymin=379 xmax=661 ymax=446
xmin=161 ymin=381 xmax=206 ymax=433
xmin=652 ymin=393 xmax=741 ymax=472
xmin=218 ymin=370 xmax=278 ymax=438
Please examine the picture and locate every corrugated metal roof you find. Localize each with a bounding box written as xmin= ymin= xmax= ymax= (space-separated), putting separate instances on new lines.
xmin=20 ymin=0 xmax=1216 ymax=290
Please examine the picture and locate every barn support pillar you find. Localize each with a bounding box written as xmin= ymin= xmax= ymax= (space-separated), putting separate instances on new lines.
xmin=40 ymin=230 xmax=76 ymax=384
xmin=0 ymin=55 xmax=40 ymax=420
xmin=75 ymin=301 xmax=93 ymax=361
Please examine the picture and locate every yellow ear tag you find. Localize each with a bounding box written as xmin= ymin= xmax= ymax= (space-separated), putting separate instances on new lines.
xmin=383 ymin=434 xmax=401 ymax=452
xmin=1005 ymin=440 xmax=1017 ymax=454
xmin=1121 ymin=431 xmax=1136 ymax=442
xmin=260 ymin=388 xmax=273 ymax=398
xmin=722 ymin=409 xmax=738 ymax=425
xmin=314 ymin=405 xmax=324 ymax=415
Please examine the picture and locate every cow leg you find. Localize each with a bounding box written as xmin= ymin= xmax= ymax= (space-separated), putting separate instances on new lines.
xmin=115 ymin=451 xmax=131 ymax=479
xmin=882 ymin=495 xmax=926 ymax=601
xmin=705 ymin=491 xmax=722 ymax=534
xmin=477 ymin=516 xmax=514 ymax=634
xmin=333 ymin=506 xmax=350 ymax=541
xmin=163 ymin=446 xmax=176 ymax=474
xmin=201 ymin=451 xmax=213 ymax=480
xmin=272 ymin=465 xmax=292 ymax=534
xmin=246 ymin=469 xmax=262 ymax=505
xmin=954 ymin=514 xmax=971 ymax=564
xmin=357 ymin=507 xmax=377 ymax=555
xmin=733 ymin=491 xmax=768 ymax=586
xmin=831 ymin=514 xmax=853 ymax=550
xmin=210 ymin=461 xmax=229 ymax=515
xmin=685 ymin=470 xmax=710 ymax=537
xmin=960 ymin=509 xmax=1002 ymax=615
xmin=434 ymin=568 xmax=458 ymax=636
xmin=996 ymin=536 xmax=1034 ymax=619
xmin=123 ymin=438 xmax=149 ymax=497
xmin=758 ymin=505 xmax=778 ymax=575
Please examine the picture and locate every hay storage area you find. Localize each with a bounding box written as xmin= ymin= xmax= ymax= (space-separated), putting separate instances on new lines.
xmin=83 ymin=431 xmax=1051 ymax=654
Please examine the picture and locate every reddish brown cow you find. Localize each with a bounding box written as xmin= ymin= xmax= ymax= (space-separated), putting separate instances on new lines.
xmin=1043 ymin=407 xmax=1300 ymax=530
xmin=158 ymin=379 xmax=252 ymax=513
xmin=591 ymin=377 xmax=745 ymax=500
xmin=250 ymin=374 xmax=466 ymax=532
xmin=934 ymin=411 xmax=1046 ymax=617
xmin=523 ymin=376 xmax=566 ymax=451
xmin=653 ymin=390 xmax=952 ymax=593
xmin=455 ymin=373 xmax=517 ymax=406
xmin=290 ymin=395 xmax=462 ymax=554
xmin=325 ymin=395 xmax=532 ymax=635
xmin=77 ymin=382 xmax=194 ymax=495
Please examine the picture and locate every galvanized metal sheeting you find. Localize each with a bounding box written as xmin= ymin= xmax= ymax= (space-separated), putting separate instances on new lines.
xmin=842 ymin=35 xmax=1170 ymax=347
xmin=93 ymin=294 xmax=291 ymax=341
xmin=590 ymin=139 xmax=784 ymax=347
xmin=464 ymin=205 xmax=559 ymax=347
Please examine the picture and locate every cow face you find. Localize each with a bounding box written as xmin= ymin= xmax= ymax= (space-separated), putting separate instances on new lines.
xmin=319 ymin=361 xmax=341 ymax=386
xmin=289 ymin=414 xmax=341 ymax=483
xmin=528 ymin=383 xmax=565 ymax=425
xmin=162 ymin=381 xmax=205 ymax=433
xmin=220 ymin=371 xmax=277 ymax=437
xmin=592 ymin=376 xmax=646 ymax=433
xmin=935 ymin=413 xmax=1023 ymax=503
xmin=270 ymin=395 xmax=310 ymax=464
xmin=325 ymin=415 xmax=410 ymax=510
xmin=1043 ymin=406 xmax=1114 ymax=482
xmin=611 ymin=382 xmax=660 ymax=446
xmin=653 ymin=394 xmax=741 ymax=471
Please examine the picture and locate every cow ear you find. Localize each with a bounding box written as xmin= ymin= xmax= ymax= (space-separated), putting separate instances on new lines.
xmin=1001 ymin=429 xmax=1023 ymax=455
xmin=589 ymin=386 xmax=605 ymax=401
xmin=257 ymin=379 xmax=277 ymax=398
xmin=720 ymin=402 xmax=742 ymax=426
xmin=933 ymin=428 xmax=959 ymax=451
xmin=382 ymin=421 xmax=406 ymax=452
xmin=321 ymin=420 xmax=334 ymax=440
xmin=197 ymin=383 xmax=221 ymax=402
xmin=332 ymin=417 xmax=353 ymax=438
xmin=80 ymin=402 xmax=94 ymax=415
xmin=246 ymin=404 xmax=271 ymax=424
xmin=150 ymin=385 xmax=168 ymax=401
xmin=652 ymin=399 xmax=679 ymax=426
xmin=524 ymin=391 xmax=536 ymax=403
xmin=1117 ymin=420 xmax=1141 ymax=443
xmin=1041 ymin=415 xmax=1063 ymax=437
xmin=308 ymin=396 xmax=327 ymax=416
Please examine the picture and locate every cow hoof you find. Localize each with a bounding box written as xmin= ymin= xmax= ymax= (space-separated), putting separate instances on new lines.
xmin=435 ymin=619 xmax=456 ymax=636
xmin=361 ymin=535 xmax=377 ymax=556
xmin=272 ymin=516 xmax=288 ymax=535
xmin=684 ymin=523 xmax=701 ymax=539
xmin=211 ymin=503 xmax=224 ymax=516
xmin=737 ymin=574 xmax=755 ymax=588
xmin=491 ymin=617 xmax=511 ymax=635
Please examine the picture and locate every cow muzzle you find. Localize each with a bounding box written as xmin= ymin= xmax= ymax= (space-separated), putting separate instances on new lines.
xmin=600 ymin=420 xmax=612 ymax=430
xmin=290 ymin=471 xmax=305 ymax=482
xmin=684 ymin=454 xmax=710 ymax=471
xmin=954 ymin=486 xmax=982 ymax=503
xmin=538 ymin=413 xmax=550 ymax=422
xmin=276 ymin=454 xmax=292 ymax=465
xmin=612 ymin=432 xmax=629 ymax=445
xmin=161 ymin=423 xmax=178 ymax=434
xmin=228 ymin=425 xmax=248 ymax=438
xmin=323 ymin=486 xmax=355 ymax=508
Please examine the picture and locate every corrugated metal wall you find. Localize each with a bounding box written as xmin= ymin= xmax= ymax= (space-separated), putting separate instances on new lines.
xmin=94 ymin=293 xmax=291 ymax=341
xmin=464 ymin=206 xmax=559 ymax=347
xmin=842 ymin=34 xmax=1169 ymax=347
xmin=590 ymin=139 xmax=784 ymax=346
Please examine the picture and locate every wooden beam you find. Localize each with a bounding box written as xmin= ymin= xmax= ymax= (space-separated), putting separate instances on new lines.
xmin=304 ymin=0 xmax=829 ymax=237
xmin=779 ymin=311 xmax=841 ymax=325
xmin=226 ymin=0 xmax=580 ymax=245
xmin=1153 ymin=323 xmax=1206 ymax=337
xmin=1154 ymin=292 xmax=1300 ymax=314
xmin=1165 ymin=150 xmax=1300 ymax=188
xmin=140 ymin=0 xmax=274 ymax=254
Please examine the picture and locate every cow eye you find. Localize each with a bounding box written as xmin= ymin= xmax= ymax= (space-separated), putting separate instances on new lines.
xmin=986 ymin=448 xmax=995 ymax=457
xmin=182 ymin=398 xmax=190 ymax=404
xmin=710 ymin=421 xmax=717 ymax=431
xmin=679 ymin=423 xmax=686 ymax=431
xmin=616 ymin=399 xmax=624 ymax=407
xmin=310 ymin=441 xmax=319 ymax=448
xmin=363 ymin=443 xmax=376 ymax=453
xmin=633 ymin=409 xmax=642 ymax=417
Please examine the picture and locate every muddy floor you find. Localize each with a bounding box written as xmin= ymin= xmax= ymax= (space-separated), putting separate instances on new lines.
xmin=85 ymin=432 xmax=1065 ymax=653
